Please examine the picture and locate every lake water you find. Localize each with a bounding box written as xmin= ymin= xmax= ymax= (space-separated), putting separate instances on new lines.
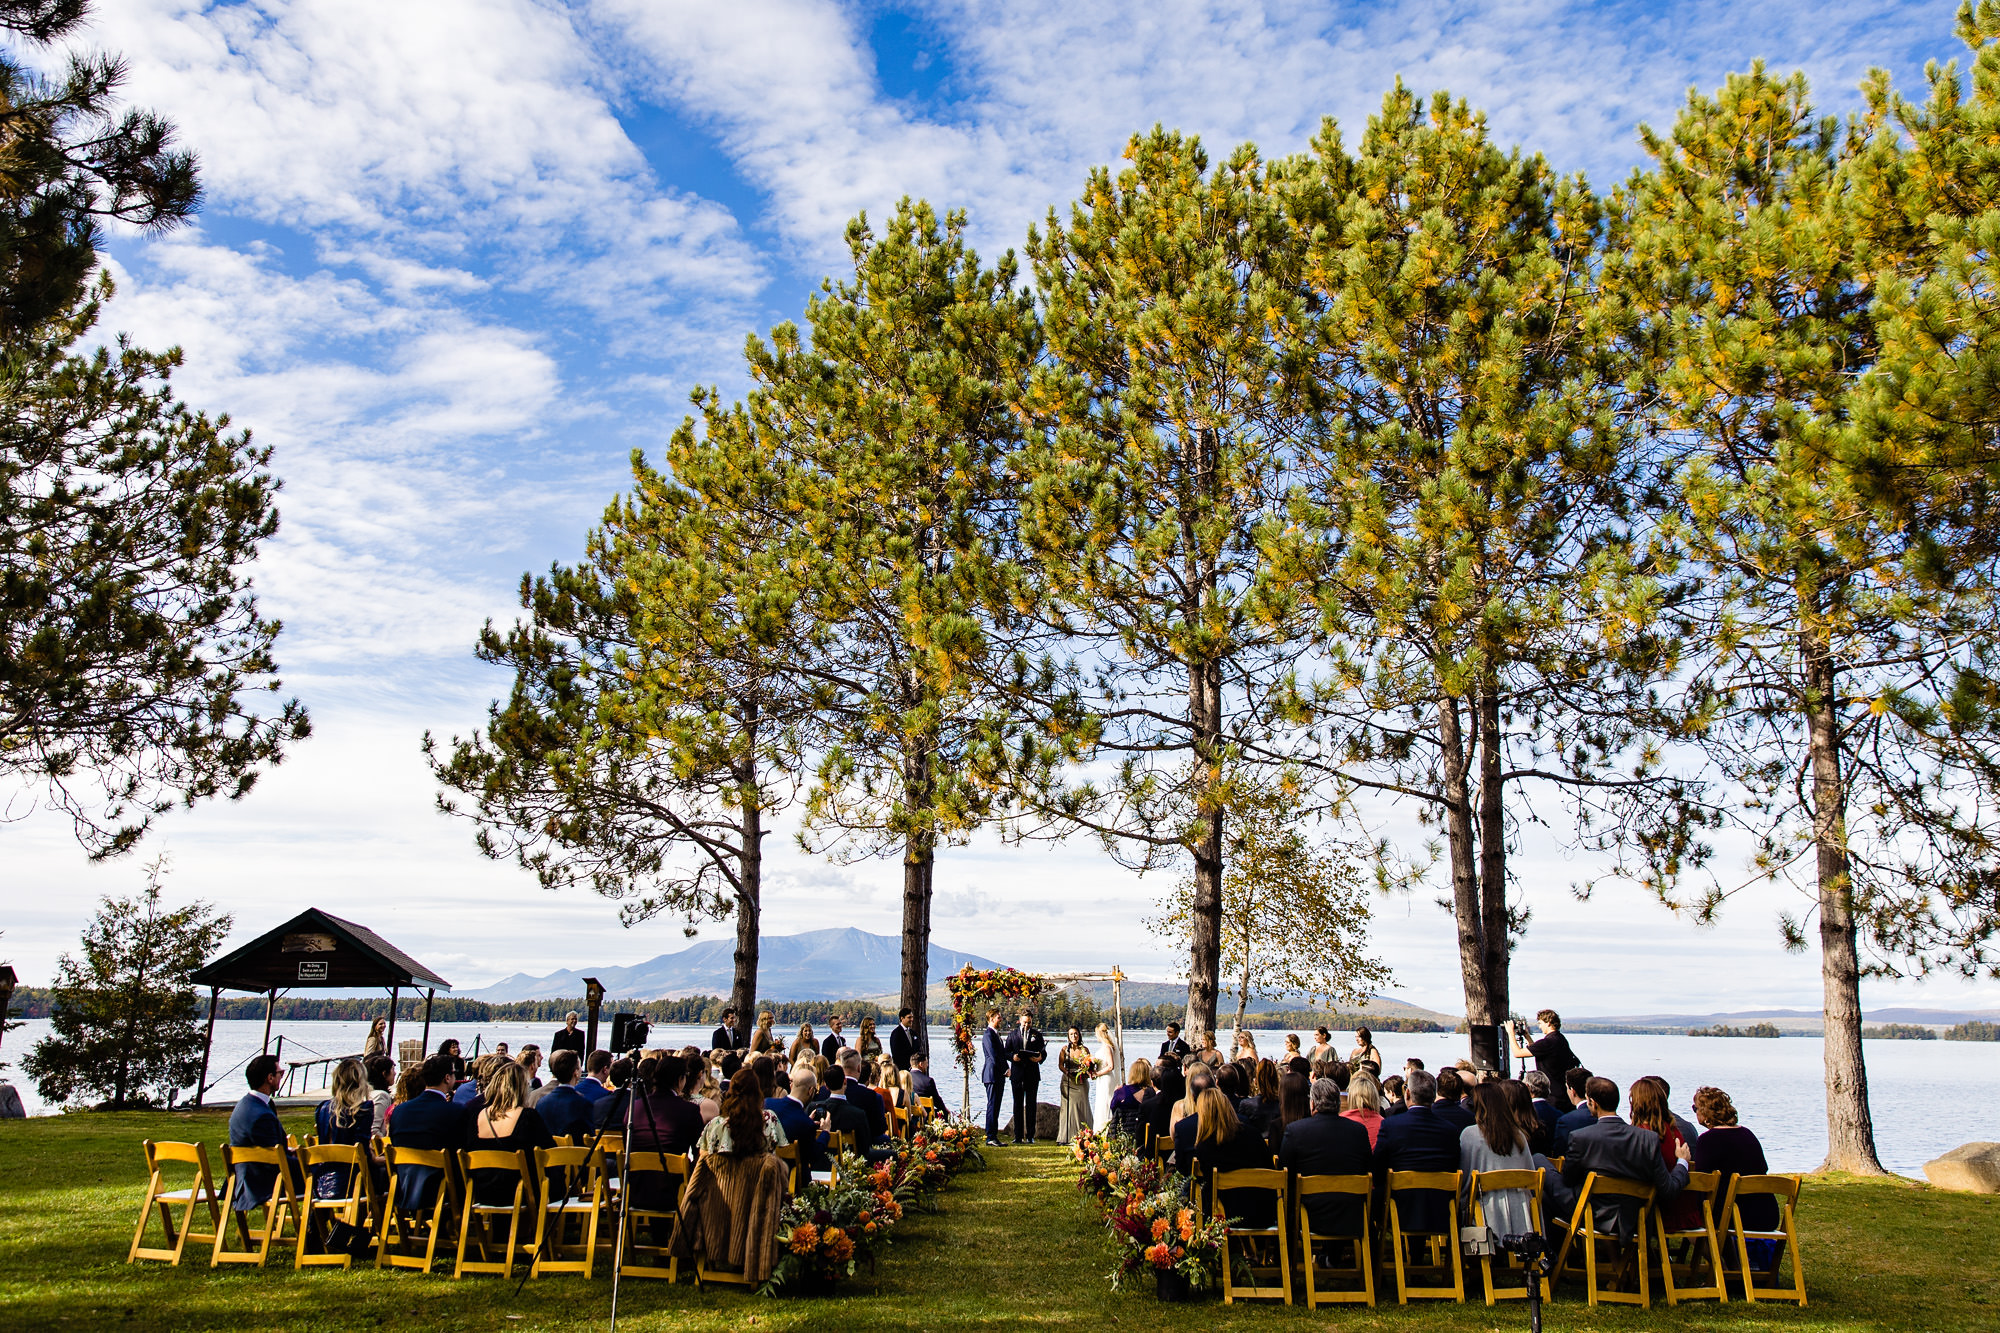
xmin=4 ymin=1019 xmax=1993 ymax=1178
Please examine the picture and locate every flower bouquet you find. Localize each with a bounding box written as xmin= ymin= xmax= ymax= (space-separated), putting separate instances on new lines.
xmin=1103 ymin=1178 xmax=1230 ymax=1299
xmin=1071 ymin=1127 xmax=1156 ymax=1214
xmin=761 ymin=1152 xmax=903 ymax=1296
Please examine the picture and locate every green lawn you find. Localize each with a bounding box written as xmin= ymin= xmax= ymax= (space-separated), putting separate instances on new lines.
xmin=1 ymin=1108 xmax=1994 ymax=1331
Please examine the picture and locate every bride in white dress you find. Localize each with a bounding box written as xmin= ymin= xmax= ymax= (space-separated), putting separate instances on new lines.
xmin=1092 ymin=1021 xmax=1123 ymax=1130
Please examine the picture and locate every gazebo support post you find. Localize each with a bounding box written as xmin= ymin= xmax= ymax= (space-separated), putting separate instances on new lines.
xmin=261 ymin=988 xmax=277 ymax=1054
xmin=195 ymin=986 xmax=220 ymax=1107
xmin=420 ymin=988 xmax=435 ymax=1055
xmin=385 ymin=984 xmax=400 ymax=1055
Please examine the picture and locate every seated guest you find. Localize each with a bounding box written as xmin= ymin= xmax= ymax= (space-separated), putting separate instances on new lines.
xmin=629 ymin=1053 xmax=706 ymax=1154
xmin=691 ymin=1056 xmax=723 ymax=1121
xmin=1145 ymin=1055 xmax=1183 ymax=1145
xmin=810 ymin=1066 xmax=873 ymax=1150
xmin=1403 ymin=1057 xmax=1426 ymax=1077
xmin=577 ymin=1050 xmax=614 ymax=1103
xmin=229 ymin=1054 xmax=298 ymax=1210
xmin=1341 ymin=1068 xmax=1386 ymax=1147
xmin=517 ymin=1045 xmax=544 ymax=1097
xmin=1432 ymin=1068 xmax=1474 ymax=1132
xmin=1169 ymin=1061 xmax=1213 ymax=1141
xmin=909 ymin=1052 xmax=950 ymax=1117
xmin=700 ymin=1061 xmax=788 ymax=1155
xmin=1458 ymin=1080 xmax=1542 ymax=1241
xmin=1688 ymin=1085 xmax=1778 ymax=1240
xmin=591 ymin=1057 xmax=639 ymax=1130
xmin=1172 ymin=1087 xmax=1276 ymax=1226
xmin=837 ymin=1050 xmax=889 ymax=1143
xmin=1269 ymin=1068 xmax=1310 ymax=1157
xmin=1652 ymin=1074 xmax=1701 ymax=1145
xmin=1551 ymin=1067 xmax=1597 ymax=1154
xmin=1279 ymin=1078 xmax=1374 ymax=1236
xmin=365 ymin=1055 xmax=397 ymax=1120
xmin=311 ymin=1058 xmax=383 ymax=1252
xmin=1522 ymin=1070 xmax=1562 ymax=1154
xmin=384 ymin=1055 xmax=464 ymax=1210
xmin=1373 ymin=1069 xmax=1461 ymax=1235
xmin=436 ymin=1038 xmax=466 ymax=1081
xmin=1633 ymin=1075 xmax=1700 ymax=1230
xmin=768 ymin=1069 xmax=830 ymax=1172
xmin=1561 ymin=1076 xmax=1689 ymax=1238
xmin=464 ymin=1062 xmax=555 ymax=1206
xmin=1108 ymin=1059 xmax=1155 ymax=1138
xmin=451 ymin=1054 xmax=494 ymax=1107
xmin=1380 ymin=1073 xmax=1406 ymax=1115
xmin=536 ymin=1050 xmax=595 ymax=1142
xmin=390 ymin=1063 xmax=425 ymax=1114
xmin=668 ymin=1072 xmax=791 ymax=1285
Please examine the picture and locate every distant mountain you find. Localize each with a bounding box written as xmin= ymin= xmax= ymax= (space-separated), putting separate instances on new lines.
xmin=464 ymin=928 xmax=1000 ymax=1003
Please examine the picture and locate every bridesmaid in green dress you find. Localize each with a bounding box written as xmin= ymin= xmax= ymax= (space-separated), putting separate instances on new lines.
xmin=1055 ymin=1027 xmax=1099 ymax=1144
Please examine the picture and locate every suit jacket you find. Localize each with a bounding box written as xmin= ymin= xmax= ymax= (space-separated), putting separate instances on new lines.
xmin=843 ymin=1080 xmax=889 ymax=1142
xmin=1006 ymin=1026 xmax=1046 ymax=1083
xmin=1529 ymin=1098 xmax=1563 ymax=1156
xmin=710 ymin=1024 xmax=746 ymax=1052
xmin=1562 ymin=1114 xmax=1688 ymax=1238
xmin=385 ymin=1089 xmax=464 ymax=1212
xmin=766 ymin=1096 xmax=829 ymax=1173
xmin=1159 ymin=1036 xmax=1192 ymax=1061
xmin=577 ymin=1076 xmax=610 ymax=1105
xmin=910 ymin=1069 xmax=948 ymax=1115
xmin=820 ymin=1031 xmax=848 ymax=1061
xmin=1373 ymin=1103 xmax=1463 ymax=1235
xmin=1432 ymin=1098 xmax=1475 ymax=1134
xmin=1552 ymin=1103 xmax=1597 ymax=1155
xmin=550 ymin=1027 xmax=587 ymax=1056
xmin=815 ymin=1093 xmax=872 ymax=1149
xmin=1172 ymin=1118 xmax=1277 ymax=1226
xmin=889 ymin=1023 xmax=918 ymax=1071
xmin=228 ymin=1092 xmax=289 ymax=1209
xmin=537 ymin=1084 xmax=595 ymax=1142
xmin=979 ymin=1026 xmax=1009 ymax=1086
xmin=1279 ymin=1110 xmax=1375 ymax=1236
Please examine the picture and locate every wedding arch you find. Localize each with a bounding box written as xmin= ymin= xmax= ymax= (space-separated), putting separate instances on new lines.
xmin=943 ymin=964 xmax=1130 ymax=1114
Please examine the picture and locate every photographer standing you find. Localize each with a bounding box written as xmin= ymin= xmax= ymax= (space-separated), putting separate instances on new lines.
xmin=1506 ymin=1009 xmax=1580 ymax=1107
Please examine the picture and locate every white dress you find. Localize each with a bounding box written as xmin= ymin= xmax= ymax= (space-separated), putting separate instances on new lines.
xmin=1093 ymin=1031 xmax=1123 ymax=1129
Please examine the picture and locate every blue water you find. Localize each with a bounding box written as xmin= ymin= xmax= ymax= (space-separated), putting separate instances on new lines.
xmin=6 ymin=1020 xmax=1992 ymax=1178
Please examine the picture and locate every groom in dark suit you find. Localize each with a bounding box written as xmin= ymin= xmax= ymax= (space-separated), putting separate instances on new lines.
xmin=1005 ymin=1007 xmax=1046 ymax=1144
xmin=979 ymin=1010 xmax=1009 ymax=1147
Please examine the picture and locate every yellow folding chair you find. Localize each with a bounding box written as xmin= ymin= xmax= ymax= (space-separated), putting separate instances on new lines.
xmin=1213 ymin=1167 xmax=1292 ymax=1304
xmin=1553 ymin=1172 xmax=1655 ymax=1307
xmin=376 ymin=1145 xmax=459 ymax=1273
xmin=529 ymin=1145 xmax=602 ymax=1277
xmin=297 ymin=1143 xmax=380 ymax=1269
xmin=1655 ymin=1169 xmax=1729 ymax=1304
xmin=618 ymin=1151 xmax=688 ymax=1281
xmin=775 ymin=1142 xmax=801 ymax=1193
xmin=1385 ymin=1169 xmax=1464 ymax=1303
xmin=453 ymin=1149 xmax=537 ymax=1279
xmin=1471 ymin=1169 xmax=1551 ymax=1305
xmin=211 ymin=1144 xmax=301 ymax=1267
xmin=1719 ymin=1174 xmax=1806 ymax=1305
xmin=129 ymin=1140 xmax=221 ymax=1265
xmin=1294 ymin=1173 xmax=1374 ymax=1307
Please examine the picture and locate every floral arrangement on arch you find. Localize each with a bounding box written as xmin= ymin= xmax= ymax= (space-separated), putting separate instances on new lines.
xmin=944 ymin=965 xmax=1049 ymax=1072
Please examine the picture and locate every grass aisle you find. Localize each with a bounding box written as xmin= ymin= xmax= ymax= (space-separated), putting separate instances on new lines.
xmin=2 ymin=1112 xmax=1997 ymax=1331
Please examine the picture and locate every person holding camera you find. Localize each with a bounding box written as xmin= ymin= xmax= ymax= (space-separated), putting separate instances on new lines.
xmin=1506 ymin=1009 xmax=1579 ymax=1104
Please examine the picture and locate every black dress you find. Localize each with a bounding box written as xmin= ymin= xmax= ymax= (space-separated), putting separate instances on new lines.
xmin=464 ymin=1107 xmax=555 ymax=1206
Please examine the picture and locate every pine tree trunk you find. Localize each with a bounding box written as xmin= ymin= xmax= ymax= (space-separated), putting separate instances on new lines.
xmin=900 ymin=745 xmax=936 ymax=1054
xmin=1440 ymin=695 xmax=1496 ymax=1026
xmin=727 ymin=715 xmax=762 ymax=1041
xmin=1184 ymin=654 xmax=1226 ymax=1042
xmin=1803 ymin=625 xmax=1887 ymax=1174
xmin=1477 ymin=681 xmax=1511 ymax=1025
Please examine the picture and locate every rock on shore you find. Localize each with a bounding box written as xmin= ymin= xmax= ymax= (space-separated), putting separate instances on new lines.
xmin=1924 ymin=1142 xmax=2000 ymax=1193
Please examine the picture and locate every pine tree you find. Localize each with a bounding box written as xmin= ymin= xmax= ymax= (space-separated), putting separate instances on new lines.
xmin=22 ymin=859 xmax=230 ymax=1108
xmin=1271 ymin=88 xmax=1708 ymax=1038
xmin=1011 ymin=129 xmax=1315 ymax=1037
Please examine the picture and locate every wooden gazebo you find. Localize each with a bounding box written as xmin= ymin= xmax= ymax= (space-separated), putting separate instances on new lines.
xmin=188 ymin=908 xmax=451 ymax=1106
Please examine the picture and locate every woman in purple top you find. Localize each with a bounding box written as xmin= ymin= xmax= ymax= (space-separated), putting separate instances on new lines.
xmin=1689 ymin=1085 xmax=1778 ymax=1233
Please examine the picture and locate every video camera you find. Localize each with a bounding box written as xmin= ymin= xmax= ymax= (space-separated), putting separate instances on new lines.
xmin=608 ymin=1011 xmax=651 ymax=1053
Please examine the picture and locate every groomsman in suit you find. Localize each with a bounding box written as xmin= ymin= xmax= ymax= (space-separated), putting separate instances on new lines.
xmin=1158 ymin=1023 xmax=1192 ymax=1062
xmin=710 ymin=1007 xmax=748 ymax=1052
xmin=979 ymin=1009 xmax=1008 ymax=1147
xmin=1005 ymin=1007 xmax=1046 ymax=1144
xmin=821 ymin=1016 xmax=848 ymax=1061
xmin=890 ymin=1007 xmax=920 ymax=1071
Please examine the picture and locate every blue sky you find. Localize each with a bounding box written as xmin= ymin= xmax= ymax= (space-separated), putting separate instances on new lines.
xmin=10 ymin=0 xmax=1999 ymax=1018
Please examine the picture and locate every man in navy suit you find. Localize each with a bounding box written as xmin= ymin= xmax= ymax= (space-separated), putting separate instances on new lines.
xmin=1373 ymin=1069 xmax=1462 ymax=1235
xmin=577 ymin=1050 xmax=613 ymax=1103
xmin=1552 ymin=1067 xmax=1598 ymax=1155
xmin=768 ymin=1068 xmax=831 ymax=1173
xmin=979 ymin=1009 xmax=1008 ymax=1147
xmin=1279 ymin=1079 xmax=1375 ymax=1236
xmin=384 ymin=1055 xmax=465 ymax=1211
xmin=836 ymin=1050 xmax=889 ymax=1143
xmin=909 ymin=1052 xmax=949 ymax=1116
xmin=1005 ymin=1008 xmax=1046 ymax=1145
xmin=228 ymin=1054 xmax=296 ymax=1210
xmin=1523 ymin=1071 xmax=1564 ymax=1154
xmin=811 ymin=1067 xmax=874 ymax=1150
xmin=536 ymin=1050 xmax=594 ymax=1142
xmin=1562 ymin=1076 xmax=1690 ymax=1236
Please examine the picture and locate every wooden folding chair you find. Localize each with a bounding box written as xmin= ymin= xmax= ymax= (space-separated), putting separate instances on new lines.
xmin=618 ymin=1151 xmax=688 ymax=1281
xmin=129 ymin=1141 xmax=221 ymax=1265
xmin=1385 ymin=1170 xmax=1464 ymax=1303
xmin=453 ymin=1149 xmax=537 ymax=1279
xmin=1718 ymin=1174 xmax=1806 ymax=1305
xmin=774 ymin=1142 xmax=801 ymax=1193
xmin=1213 ymin=1168 xmax=1292 ymax=1304
xmin=211 ymin=1144 xmax=301 ymax=1267
xmin=1471 ymin=1169 xmax=1551 ymax=1305
xmin=1553 ymin=1173 xmax=1655 ymax=1307
xmin=1655 ymin=1169 xmax=1728 ymax=1305
xmin=529 ymin=1146 xmax=602 ymax=1278
xmin=297 ymin=1143 xmax=380 ymax=1269
xmin=1295 ymin=1174 xmax=1374 ymax=1307
xmin=376 ymin=1145 xmax=459 ymax=1273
